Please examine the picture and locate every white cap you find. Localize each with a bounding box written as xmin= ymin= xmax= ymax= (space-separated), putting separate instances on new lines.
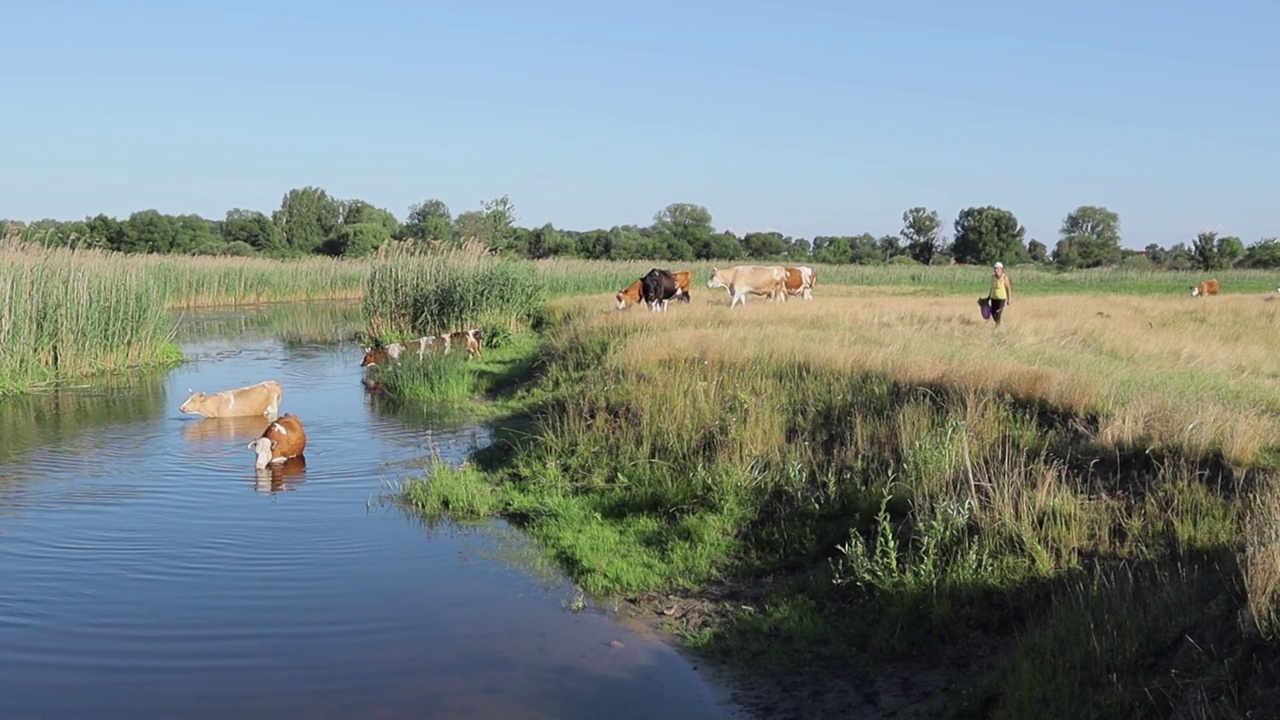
xmin=994 ymin=262 xmax=1004 ymax=269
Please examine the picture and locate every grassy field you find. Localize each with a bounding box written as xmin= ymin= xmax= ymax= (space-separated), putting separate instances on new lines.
xmin=0 ymin=240 xmax=367 ymax=394
xmin=533 ymin=256 xmax=1280 ymax=298
xmin=398 ymin=284 xmax=1280 ymax=718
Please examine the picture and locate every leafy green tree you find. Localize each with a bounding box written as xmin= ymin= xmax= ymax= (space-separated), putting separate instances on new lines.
xmin=741 ymin=231 xmax=787 ymax=259
xmin=703 ymin=231 xmax=744 ymax=260
xmin=122 ymin=210 xmax=179 ymax=253
xmin=1144 ymin=243 xmax=1167 ymax=265
xmin=1217 ymin=235 xmax=1245 ymax=268
xmin=273 ymin=186 xmax=341 ymax=254
xmin=405 ymin=199 xmax=455 ymax=244
xmin=453 ymin=195 xmax=518 ymax=252
xmin=1027 ymin=239 xmax=1048 ymax=263
xmin=223 ymin=209 xmax=283 ymax=253
xmin=324 ymin=222 xmax=391 ymax=257
xmin=901 ymin=207 xmax=943 ymax=265
xmin=1061 ymin=205 xmax=1121 ymax=246
xmin=951 ymin=206 xmax=1027 ymax=265
xmin=85 ymin=214 xmax=126 ymax=250
xmin=1242 ymin=238 xmax=1280 ymax=269
xmin=341 ymin=200 xmax=400 ymax=238
xmin=653 ymin=203 xmax=713 ymax=261
xmin=1192 ymin=231 xmax=1220 ymax=271
xmin=848 ymin=233 xmax=881 ymax=264
xmin=877 ymin=234 xmax=903 ymax=261
xmin=786 ymin=237 xmax=812 ymax=259
xmin=1054 ymin=206 xmax=1122 ymax=268
xmin=526 ymin=223 xmax=576 ymax=258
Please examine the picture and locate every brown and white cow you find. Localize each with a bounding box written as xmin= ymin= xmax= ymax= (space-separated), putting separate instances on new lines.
xmin=615 ymin=270 xmax=692 ymax=310
xmin=706 ymin=265 xmax=788 ymax=307
xmin=441 ymin=328 xmax=485 ymax=360
xmin=641 ymin=268 xmax=682 ymax=313
xmin=360 ymin=336 xmax=435 ymax=367
xmin=179 ymin=380 xmax=283 ymax=419
xmin=783 ymin=266 xmax=817 ymax=300
xmin=247 ymin=413 xmax=307 ymax=470
xmin=360 ymin=329 xmax=484 ymax=366
xmin=1191 ymin=279 xmax=1221 ymax=297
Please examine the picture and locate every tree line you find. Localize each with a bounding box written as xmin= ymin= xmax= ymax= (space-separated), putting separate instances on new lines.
xmin=5 ymin=187 xmax=1279 ymax=271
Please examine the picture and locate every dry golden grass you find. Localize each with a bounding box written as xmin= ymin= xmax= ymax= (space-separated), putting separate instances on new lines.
xmin=572 ymin=289 xmax=1280 ymax=466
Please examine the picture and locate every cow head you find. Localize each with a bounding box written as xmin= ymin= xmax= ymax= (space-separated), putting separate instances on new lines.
xmin=247 ymin=437 xmax=277 ymax=470
xmin=1190 ymin=285 xmax=1201 ymax=297
xmin=178 ymin=389 xmax=206 ymax=415
xmin=707 ymin=268 xmax=728 ymax=290
xmin=360 ymin=346 xmax=387 ymax=367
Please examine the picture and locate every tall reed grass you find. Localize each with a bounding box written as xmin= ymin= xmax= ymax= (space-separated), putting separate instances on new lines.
xmin=363 ymin=240 xmax=544 ymax=341
xmin=0 ymin=240 xmax=370 ymax=392
xmin=0 ymin=242 xmax=181 ymax=393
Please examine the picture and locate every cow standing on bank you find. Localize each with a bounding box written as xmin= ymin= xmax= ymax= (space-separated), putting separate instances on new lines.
xmin=1191 ymin=279 xmax=1221 ymax=297
xmin=782 ymin=266 xmax=817 ymax=300
xmin=616 ymin=270 xmax=692 ymax=310
xmin=641 ymin=268 xmax=682 ymax=312
xmin=706 ymin=265 xmax=788 ymax=307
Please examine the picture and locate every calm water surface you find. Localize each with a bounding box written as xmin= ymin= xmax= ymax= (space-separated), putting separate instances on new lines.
xmin=0 ymin=304 xmax=733 ymax=720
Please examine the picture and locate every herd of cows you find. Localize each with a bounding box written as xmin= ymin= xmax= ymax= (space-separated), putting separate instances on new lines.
xmin=175 ymin=329 xmax=489 ymax=471
xmin=175 ymin=266 xmax=1239 ymax=472
xmin=178 ymin=380 xmax=303 ymax=471
xmin=615 ymin=265 xmax=818 ymax=311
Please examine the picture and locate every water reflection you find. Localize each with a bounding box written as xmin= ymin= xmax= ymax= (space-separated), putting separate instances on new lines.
xmin=171 ymin=300 xmax=364 ymax=346
xmin=181 ymin=415 xmax=274 ymax=445
xmin=253 ymin=456 xmax=308 ymax=494
xmin=0 ymin=373 xmax=168 ymax=467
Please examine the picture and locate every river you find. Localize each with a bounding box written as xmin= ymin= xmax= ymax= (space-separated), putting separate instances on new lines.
xmin=0 ymin=302 xmax=738 ymax=720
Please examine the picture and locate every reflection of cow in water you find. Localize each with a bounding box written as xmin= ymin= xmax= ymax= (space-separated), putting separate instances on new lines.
xmin=181 ymin=415 xmax=272 ymax=444
xmin=254 ymin=455 xmax=307 ymax=494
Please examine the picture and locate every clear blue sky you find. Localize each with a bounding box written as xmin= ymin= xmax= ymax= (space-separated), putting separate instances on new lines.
xmin=2 ymin=0 xmax=1276 ymax=249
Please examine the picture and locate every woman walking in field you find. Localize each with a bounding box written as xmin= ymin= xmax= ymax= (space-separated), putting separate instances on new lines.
xmin=988 ymin=262 xmax=1012 ymax=326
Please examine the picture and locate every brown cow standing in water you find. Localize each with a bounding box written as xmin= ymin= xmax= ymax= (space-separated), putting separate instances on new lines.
xmin=247 ymin=413 xmax=307 ymax=470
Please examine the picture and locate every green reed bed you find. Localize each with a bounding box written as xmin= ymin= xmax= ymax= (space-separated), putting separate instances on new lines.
xmin=0 ymin=242 xmax=181 ymax=393
xmin=0 ymin=240 xmax=372 ymax=393
xmin=400 ymin=299 xmax=1280 ymax=718
xmin=362 ymin=241 xmax=544 ymax=342
xmin=143 ymin=253 xmax=367 ymax=308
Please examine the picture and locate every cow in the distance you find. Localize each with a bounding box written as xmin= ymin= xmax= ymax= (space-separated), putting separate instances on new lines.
xmin=616 ymin=270 xmax=692 ymax=310
xmin=641 ymin=268 xmax=682 ymax=312
xmin=1191 ymin=279 xmax=1221 ymax=298
xmin=247 ymin=413 xmax=307 ymax=470
xmin=179 ymin=380 xmax=283 ymax=419
xmin=360 ymin=336 xmax=435 ymax=368
xmin=443 ymin=328 xmax=485 ymax=360
xmin=783 ymin=266 xmax=817 ymax=300
xmin=706 ymin=265 xmax=787 ymax=307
